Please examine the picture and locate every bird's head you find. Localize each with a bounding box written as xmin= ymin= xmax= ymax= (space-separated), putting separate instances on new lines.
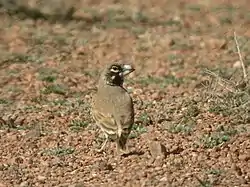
xmin=101 ymin=63 xmax=135 ymax=86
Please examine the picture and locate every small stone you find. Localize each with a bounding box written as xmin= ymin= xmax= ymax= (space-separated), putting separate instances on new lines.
xmin=233 ymin=60 xmax=241 ymax=68
xmin=205 ymin=38 xmax=227 ymax=50
xmin=0 ymin=183 xmax=7 ymax=187
xmin=159 ymin=176 xmax=168 ymax=181
xmin=148 ymin=140 xmax=167 ymax=159
xmin=19 ymin=181 xmax=29 ymax=187
xmin=37 ymin=175 xmax=46 ymax=182
xmin=238 ymin=154 xmax=250 ymax=161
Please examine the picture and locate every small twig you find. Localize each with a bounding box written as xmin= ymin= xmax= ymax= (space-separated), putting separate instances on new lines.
xmin=234 ymin=31 xmax=248 ymax=81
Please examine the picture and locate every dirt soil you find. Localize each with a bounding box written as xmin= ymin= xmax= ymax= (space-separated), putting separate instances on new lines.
xmin=0 ymin=0 xmax=250 ymax=186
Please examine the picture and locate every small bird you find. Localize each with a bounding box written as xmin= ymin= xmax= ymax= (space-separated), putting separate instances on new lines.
xmin=91 ymin=63 xmax=135 ymax=155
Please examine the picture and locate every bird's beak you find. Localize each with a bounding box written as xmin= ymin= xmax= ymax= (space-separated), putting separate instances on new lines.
xmin=122 ymin=64 xmax=135 ymax=76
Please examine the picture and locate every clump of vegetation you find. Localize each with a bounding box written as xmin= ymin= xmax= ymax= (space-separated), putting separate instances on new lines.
xmin=166 ymin=99 xmax=200 ymax=135
xmin=42 ymin=147 xmax=75 ymax=156
xmin=69 ymin=119 xmax=89 ymax=132
xmin=201 ymin=125 xmax=237 ymax=148
xmin=167 ymin=123 xmax=194 ymax=135
xmin=129 ymin=123 xmax=147 ymax=139
xmin=42 ymin=84 xmax=68 ymax=95
xmin=197 ymin=32 xmax=250 ymax=149
xmin=202 ymin=32 xmax=249 ymax=126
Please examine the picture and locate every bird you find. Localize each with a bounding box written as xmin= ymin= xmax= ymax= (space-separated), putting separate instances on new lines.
xmin=91 ymin=62 xmax=135 ymax=155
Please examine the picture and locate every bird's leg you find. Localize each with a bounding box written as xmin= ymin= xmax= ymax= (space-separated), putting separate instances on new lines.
xmin=117 ymin=127 xmax=122 ymax=138
xmin=96 ymin=133 xmax=108 ymax=152
xmin=116 ymin=120 xmax=123 ymax=138
xmin=116 ymin=138 xmax=129 ymax=155
xmin=116 ymin=122 xmax=125 ymax=153
xmin=116 ymin=133 xmax=129 ymax=155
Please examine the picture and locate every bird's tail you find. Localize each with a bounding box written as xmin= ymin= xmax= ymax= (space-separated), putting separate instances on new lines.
xmin=116 ymin=132 xmax=129 ymax=154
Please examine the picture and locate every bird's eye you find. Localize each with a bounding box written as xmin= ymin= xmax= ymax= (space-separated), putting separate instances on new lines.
xmin=111 ymin=66 xmax=119 ymax=72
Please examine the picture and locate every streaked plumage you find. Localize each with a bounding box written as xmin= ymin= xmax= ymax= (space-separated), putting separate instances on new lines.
xmin=92 ymin=63 xmax=135 ymax=154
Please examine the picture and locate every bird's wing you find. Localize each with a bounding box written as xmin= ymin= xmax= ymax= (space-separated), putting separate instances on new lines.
xmin=92 ymin=109 xmax=117 ymax=135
